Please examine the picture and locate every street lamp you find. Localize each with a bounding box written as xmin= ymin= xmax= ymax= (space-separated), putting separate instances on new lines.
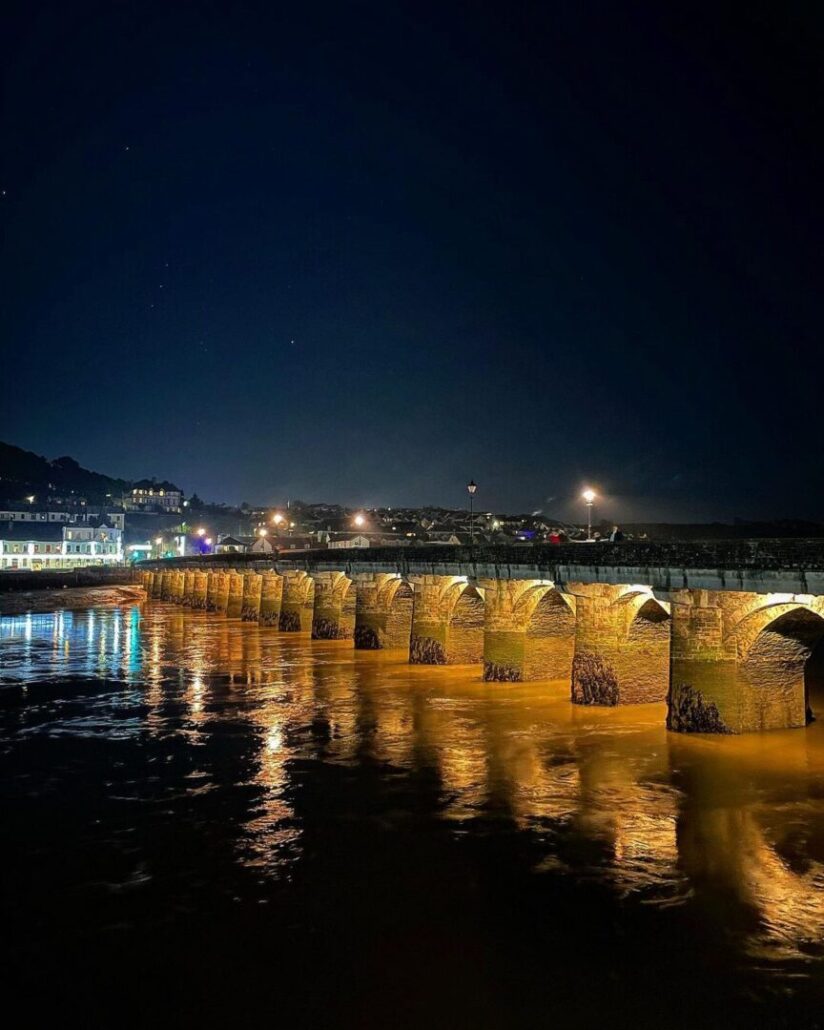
xmin=467 ymin=480 xmax=477 ymax=546
xmin=258 ymin=527 xmax=268 ymax=536
xmin=353 ymin=513 xmax=366 ymax=528
xmin=582 ymin=489 xmax=596 ymax=540
xmin=196 ymin=527 xmax=206 ymax=537
xmin=271 ymin=513 xmax=284 ymax=526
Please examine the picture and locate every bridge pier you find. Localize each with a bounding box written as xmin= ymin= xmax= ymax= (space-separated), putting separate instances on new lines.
xmin=259 ymin=571 xmax=283 ymax=625
xmin=182 ymin=570 xmax=195 ymax=605
xmin=311 ymin=572 xmax=356 ymax=639
xmin=226 ymin=571 xmax=244 ymax=618
xmin=353 ymin=574 xmax=414 ymax=651
xmin=569 ymin=584 xmax=670 ymax=706
xmin=192 ymin=571 xmax=208 ymax=609
xmin=165 ymin=571 xmax=177 ymax=602
xmin=241 ymin=572 xmax=262 ymax=621
xmin=409 ymin=576 xmax=484 ymax=665
xmin=280 ymin=571 xmax=315 ymax=632
xmin=668 ymin=589 xmax=824 ymax=733
xmin=482 ymin=579 xmax=576 ymax=681
xmin=215 ymin=571 xmax=231 ymax=615
xmin=206 ymin=570 xmax=227 ymax=613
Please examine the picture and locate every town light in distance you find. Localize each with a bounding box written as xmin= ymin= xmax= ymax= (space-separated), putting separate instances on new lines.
xmin=353 ymin=513 xmax=366 ymax=527
xmin=271 ymin=513 xmax=284 ymax=525
xmin=258 ymin=527 xmax=268 ymax=536
xmin=196 ymin=527 xmax=206 ymax=536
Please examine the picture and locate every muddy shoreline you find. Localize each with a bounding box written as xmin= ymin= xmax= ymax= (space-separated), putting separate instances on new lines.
xmin=0 ymin=585 xmax=145 ymax=616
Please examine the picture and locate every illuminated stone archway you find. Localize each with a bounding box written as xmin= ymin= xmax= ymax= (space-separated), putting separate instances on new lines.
xmin=570 ymin=585 xmax=670 ymax=706
xmin=446 ymin=583 xmax=485 ymax=665
xmin=354 ymin=574 xmax=415 ymax=651
xmin=409 ymin=576 xmax=485 ymax=665
xmin=668 ymin=591 xmax=824 ymax=733
xmin=312 ymin=572 xmax=357 ymax=639
xmin=482 ymin=579 xmax=575 ymax=682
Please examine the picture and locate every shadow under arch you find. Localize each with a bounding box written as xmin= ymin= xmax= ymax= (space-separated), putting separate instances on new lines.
xmin=806 ymin=634 xmax=824 ymax=722
xmin=741 ymin=607 xmax=824 ymax=727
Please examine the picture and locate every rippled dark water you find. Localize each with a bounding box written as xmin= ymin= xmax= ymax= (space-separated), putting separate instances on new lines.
xmin=3 ymin=601 xmax=824 ymax=1027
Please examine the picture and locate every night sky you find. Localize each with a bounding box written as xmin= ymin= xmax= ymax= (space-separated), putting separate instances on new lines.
xmin=2 ymin=2 xmax=823 ymax=521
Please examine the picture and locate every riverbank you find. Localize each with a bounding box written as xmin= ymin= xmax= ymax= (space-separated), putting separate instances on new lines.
xmin=0 ymin=584 xmax=145 ymax=615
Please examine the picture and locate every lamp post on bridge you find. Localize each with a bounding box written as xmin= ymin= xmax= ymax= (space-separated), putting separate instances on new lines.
xmin=467 ymin=480 xmax=477 ymax=548
xmin=582 ymin=489 xmax=596 ymax=540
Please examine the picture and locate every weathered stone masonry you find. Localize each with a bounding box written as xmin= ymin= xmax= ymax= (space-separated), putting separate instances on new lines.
xmin=138 ymin=540 xmax=824 ymax=735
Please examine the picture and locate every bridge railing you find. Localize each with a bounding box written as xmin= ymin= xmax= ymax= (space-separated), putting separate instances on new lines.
xmin=137 ymin=538 xmax=824 ymax=574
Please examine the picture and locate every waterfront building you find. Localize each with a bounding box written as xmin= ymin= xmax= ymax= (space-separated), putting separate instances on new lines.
xmin=0 ymin=520 xmax=124 ymax=570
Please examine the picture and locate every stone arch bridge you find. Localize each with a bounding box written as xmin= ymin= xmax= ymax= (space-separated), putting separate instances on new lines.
xmin=138 ymin=540 xmax=824 ymax=736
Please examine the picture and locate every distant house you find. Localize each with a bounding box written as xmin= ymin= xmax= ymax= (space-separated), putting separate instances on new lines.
xmin=426 ymin=531 xmax=464 ymax=545
xmin=250 ymin=535 xmax=278 ymax=554
xmin=278 ymin=536 xmax=319 ymax=552
xmin=126 ymin=480 xmax=183 ymax=512
xmin=215 ymin=536 xmax=252 ymax=554
xmin=328 ymin=534 xmax=370 ymax=550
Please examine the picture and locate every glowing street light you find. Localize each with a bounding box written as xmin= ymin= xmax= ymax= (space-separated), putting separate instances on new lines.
xmin=258 ymin=527 xmax=268 ymax=536
xmin=271 ymin=513 xmax=284 ymax=525
xmin=353 ymin=513 xmax=366 ymax=528
xmin=582 ymin=489 xmax=596 ymax=540
xmin=467 ymin=480 xmax=477 ymax=546
xmin=196 ymin=527 xmax=206 ymax=537
xmin=205 ymin=537 xmax=213 ymax=547
xmin=26 ymin=495 xmax=35 ymax=504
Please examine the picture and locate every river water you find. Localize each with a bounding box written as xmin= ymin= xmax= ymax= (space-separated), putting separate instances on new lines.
xmin=2 ymin=600 xmax=824 ymax=1027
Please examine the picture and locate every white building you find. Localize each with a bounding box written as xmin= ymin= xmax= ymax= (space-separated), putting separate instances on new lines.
xmin=0 ymin=508 xmax=125 ymax=529
xmin=328 ymin=534 xmax=370 ymax=549
xmin=0 ymin=509 xmax=73 ymax=523
xmin=0 ymin=521 xmax=124 ymax=570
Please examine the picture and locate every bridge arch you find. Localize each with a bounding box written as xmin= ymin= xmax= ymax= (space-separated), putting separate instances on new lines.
xmin=731 ymin=601 xmax=824 ymax=659
xmin=383 ymin=578 xmax=414 ymax=650
xmin=738 ymin=606 xmax=824 ymax=727
xmin=312 ymin=572 xmax=356 ymax=639
xmin=445 ymin=583 xmax=485 ymax=665
xmin=353 ymin=574 xmax=415 ymax=651
xmin=519 ymin=587 xmax=576 ymax=681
